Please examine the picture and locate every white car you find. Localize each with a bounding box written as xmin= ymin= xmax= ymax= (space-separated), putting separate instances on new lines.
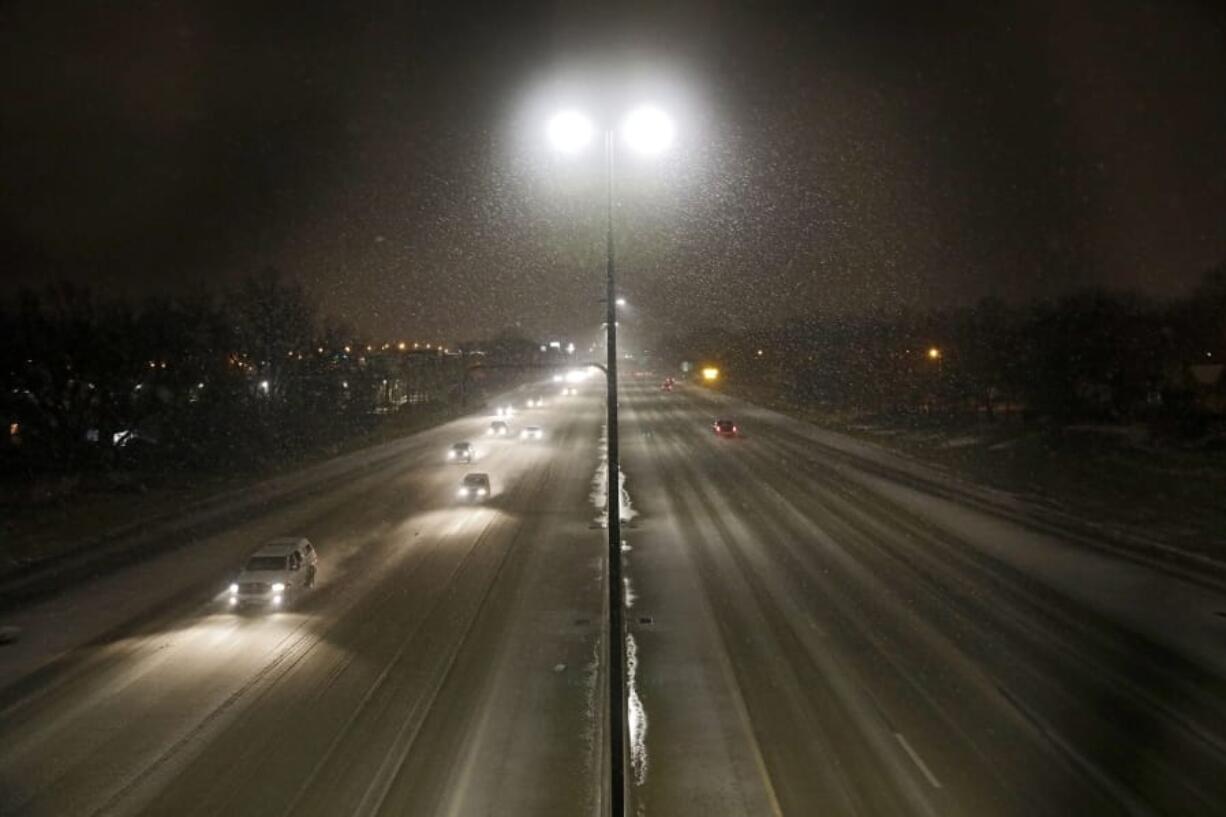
xmin=457 ymin=473 xmax=491 ymax=502
xmin=447 ymin=441 xmax=475 ymax=463
xmin=520 ymin=426 xmax=543 ymax=440
xmin=488 ymin=420 xmax=509 ymax=436
xmin=228 ymin=538 xmax=318 ymax=609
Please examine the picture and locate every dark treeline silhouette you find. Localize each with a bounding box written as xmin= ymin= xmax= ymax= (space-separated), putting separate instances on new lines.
xmin=0 ymin=269 xmax=496 ymax=482
xmin=662 ymin=265 xmax=1226 ymax=436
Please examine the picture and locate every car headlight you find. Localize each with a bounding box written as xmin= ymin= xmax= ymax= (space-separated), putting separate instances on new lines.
xmin=477 ymin=488 xmax=487 ymax=496
xmin=229 ymin=583 xmax=239 ymax=594
xmin=271 ymin=582 xmax=286 ymax=593
xmin=272 ymin=595 xmax=283 ymax=606
xmin=447 ymin=450 xmax=455 ymax=458
xmin=458 ymin=487 xmax=469 ymax=496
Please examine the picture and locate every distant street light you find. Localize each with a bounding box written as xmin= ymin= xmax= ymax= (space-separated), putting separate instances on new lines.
xmin=702 ymin=366 xmax=720 ymax=382
xmin=548 ymin=100 xmax=675 ymax=815
xmin=927 ymin=346 xmax=942 ymax=361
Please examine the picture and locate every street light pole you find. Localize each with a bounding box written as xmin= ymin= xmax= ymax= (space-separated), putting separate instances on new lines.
xmin=603 ymin=126 xmax=627 ymax=816
xmin=548 ymin=104 xmax=673 ymax=816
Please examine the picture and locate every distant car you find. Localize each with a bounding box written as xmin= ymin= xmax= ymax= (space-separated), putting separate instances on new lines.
xmin=228 ymin=538 xmax=318 ymax=609
xmin=520 ymin=426 xmax=543 ymax=440
xmin=712 ymin=419 xmax=739 ymax=437
xmin=488 ymin=420 xmax=509 ymax=436
xmin=447 ymin=441 xmax=474 ymax=463
xmin=560 ymin=387 xmax=577 ymax=396
xmin=457 ymin=473 xmax=491 ymax=502
xmin=495 ymin=405 xmax=515 ymax=418
xmin=525 ymin=396 xmax=546 ymax=408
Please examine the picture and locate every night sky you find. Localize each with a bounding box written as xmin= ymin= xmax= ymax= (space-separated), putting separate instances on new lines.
xmin=3 ymin=0 xmax=1225 ymax=342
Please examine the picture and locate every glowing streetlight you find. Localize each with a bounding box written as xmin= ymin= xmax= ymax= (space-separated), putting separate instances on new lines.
xmin=615 ymin=297 xmax=627 ymax=307
xmin=702 ymin=366 xmax=720 ymax=382
xmin=927 ymin=346 xmax=942 ymax=361
xmin=622 ymin=105 xmax=675 ymax=154
xmin=547 ymin=110 xmax=595 ymax=154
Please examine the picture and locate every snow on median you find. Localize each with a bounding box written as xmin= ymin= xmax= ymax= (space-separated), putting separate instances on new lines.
xmin=590 ymin=423 xmax=638 ymax=528
xmin=626 ymin=632 xmax=649 ymax=787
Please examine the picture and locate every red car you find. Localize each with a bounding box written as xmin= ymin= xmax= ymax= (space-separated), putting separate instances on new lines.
xmin=712 ymin=419 xmax=738 ymax=437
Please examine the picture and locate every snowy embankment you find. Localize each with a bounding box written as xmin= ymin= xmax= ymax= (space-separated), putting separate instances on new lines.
xmin=685 ymin=385 xmax=1226 ymax=592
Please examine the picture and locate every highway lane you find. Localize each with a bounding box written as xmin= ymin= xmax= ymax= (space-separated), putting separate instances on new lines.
xmin=620 ymin=379 xmax=1226 ymax=816
xmin=4 ymin=373 xmax=1225 ymax=817
xmin=0 ymin=381 xmax=609 ymax=817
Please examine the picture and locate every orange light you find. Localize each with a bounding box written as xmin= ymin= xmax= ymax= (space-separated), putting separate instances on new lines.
xmin=701 ymin=367 xmax=720 ymax=382
xmin=927 ymin=347 xmax=941 ymax=361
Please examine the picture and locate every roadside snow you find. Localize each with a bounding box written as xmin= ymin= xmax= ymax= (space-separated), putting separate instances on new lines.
xmin=590 ymin=423 xmax=638 ymax=528
xmin=626 ymin=632 xmax=649 ymax=786
xmin=855 ymin=471 xmax=1226 ymax=676
xmin=939 ymin=435 xmax=983 ymax=448
xmin=581 ymin=637 xmax=602 ymax=798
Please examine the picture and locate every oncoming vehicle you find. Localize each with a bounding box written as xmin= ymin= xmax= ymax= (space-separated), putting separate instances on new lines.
xmin=488 ymin=420 xmax=509 ymax=436
xmin=495 ymin=404 xmax=515 ymax=418
xmin=457 ymin=473 xmax=491 ymax=502
xmin=228 ymin=538 xmax=318 ymax=609
xmin=525 ymin=396 xmax=546 ymax=408
xmin=447 ymin=441 xmax=474 ymax=463
xmin=520 ymin=425 xmax=543 ymax=440
xmin=560 ymin=387 xmax=577 ymax=397
xmin=712 ymin=418 xmax=739 ymax=437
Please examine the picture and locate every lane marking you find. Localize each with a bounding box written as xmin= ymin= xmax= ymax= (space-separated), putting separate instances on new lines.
xmin=894 ymin=732 xmax=942 ymax=789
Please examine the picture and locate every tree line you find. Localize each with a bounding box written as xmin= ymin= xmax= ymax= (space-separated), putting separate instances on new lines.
xmin=662 ymin=265 xmax=1226 ymax=434
xmin=0 ymin=269 xmax=478 ymax=479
